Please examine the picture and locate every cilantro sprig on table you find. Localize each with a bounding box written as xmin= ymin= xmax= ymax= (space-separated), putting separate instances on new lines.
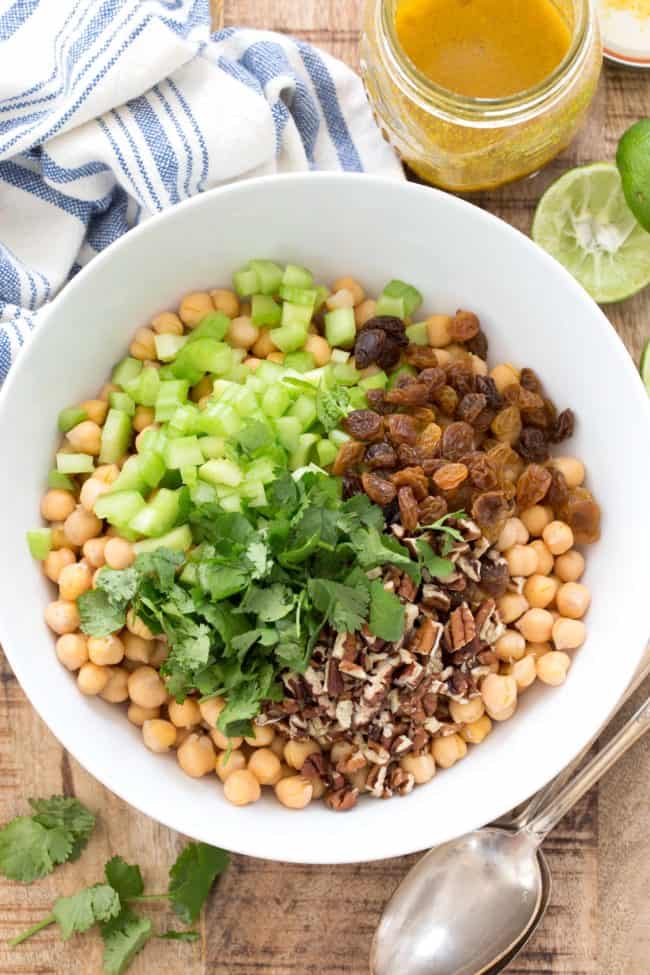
xmin=0 ymin=797 xmax=94 ymax=882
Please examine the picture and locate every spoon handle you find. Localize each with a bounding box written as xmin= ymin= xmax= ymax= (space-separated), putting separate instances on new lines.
xmin=523 ymin=693 xmax=650 ymax=844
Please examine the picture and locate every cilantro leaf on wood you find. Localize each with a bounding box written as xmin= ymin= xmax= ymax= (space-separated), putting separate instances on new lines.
xmin=368 ymin=581 xmax=405 ymax=641
xmin=104 ymin=857 xmax=144 ymax=901
xmin=168 ymin=843 xmax=230 ymax=924
xmin=0 ymin=818 xmax=55 ymax=883
xmin=29 ymin=796 xmax=95 ymax=863
xmin=101 ymin=908 xmax=152 ymax=975
xmin=52 ymin=884 xmax=121 ymax=940
xmin=77 ymin=590 xmax=127 ymax=637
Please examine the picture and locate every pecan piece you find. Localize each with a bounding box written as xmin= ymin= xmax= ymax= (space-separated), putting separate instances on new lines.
xmin=388 ymin=767 xmax=415 ymax=796
xmin=448 ymin=602 xmax=476 ymax=650
xmin=326 ymin=787 xmax=359 ymax=812
xmin=410 ymin=617 xmax=443 ymax=655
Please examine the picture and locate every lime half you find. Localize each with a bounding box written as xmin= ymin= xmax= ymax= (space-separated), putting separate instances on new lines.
xmin=617 ymin=119 xmax=650 ymax=233
xmin=641 ymin=339 xmax=650 ymax=396
xmin=532 ymin=163 xmax=650 ymax=303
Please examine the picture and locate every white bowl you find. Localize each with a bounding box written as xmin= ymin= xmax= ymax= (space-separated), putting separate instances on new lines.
xmin=1 ymin=173 xmax=648 ymax=864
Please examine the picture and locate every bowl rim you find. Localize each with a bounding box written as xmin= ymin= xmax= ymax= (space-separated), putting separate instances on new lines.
xmin=1 ymin=171 xmax=649 ymax=864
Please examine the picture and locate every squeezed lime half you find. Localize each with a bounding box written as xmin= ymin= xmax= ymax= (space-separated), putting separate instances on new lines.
xmin=617 ymin=118 xmax=650 ymax=233
xmin=532 ymin=163 xmax=650 ymax=303
xmin=641 ymin=339 xmax=650 ymax=396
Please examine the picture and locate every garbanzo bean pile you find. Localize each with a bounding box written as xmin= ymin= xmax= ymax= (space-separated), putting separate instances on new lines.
xmin=29 ymin=261 xmax=600 ymax=812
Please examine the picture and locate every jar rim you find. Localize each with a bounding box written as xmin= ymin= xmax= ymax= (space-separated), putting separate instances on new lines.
xmin=378 ymin=0 xmax=593 ymax=124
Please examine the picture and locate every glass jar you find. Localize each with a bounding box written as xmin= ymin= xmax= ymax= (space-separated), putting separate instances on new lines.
xmin=360 ymin=0 xmax=602 ymax=192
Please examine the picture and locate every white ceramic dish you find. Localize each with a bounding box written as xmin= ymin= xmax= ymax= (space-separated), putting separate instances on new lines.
xmin=1 ymin=173 xmax=649 ymax=865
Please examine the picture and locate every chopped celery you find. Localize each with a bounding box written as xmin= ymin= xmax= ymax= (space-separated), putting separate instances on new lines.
xmin=283 ymin=351 xmax=315 ymax=372
xmin=197 ymin=402 xmax=242 ymax=437
xmin=332 ymin=362 xmax=360 ymax=386
xmin=289 ymin=432 xmax=319 ymax=470
xmin=26 ymin=529 xmax=52 ymax=560
xmin=348 ymin=387 xmax=367 ymax=410
xmin=167 ymin=404 xmax=200 ymax=437
xmin=246 ymin=457 xmax=276 ymax=484
xmin=280 ymin=301 xmax=312 ymax=330
xmin=282 ymin=264 xmax=313 ymax=289
xmin=164 ymin=436 xmax=205 ymax=469
xmin=270 ymin=323 xmax=308 ymax=353
xmin=330 ymin=348 xmax=350 ymax=364
xmin=405 ymin=321 xmax=429 ymax=345
xmin=124 ymin=366 xmax=160 ymax=406
xmin=95 ymin=490 xmax=145 ymax=526
xmin=111 ymin=453 xmax=165 ymax=493
xmin=199 ymin=458 xmax=243 ymax=487
xmin=274 ymin=416 xmax=302 ymax=451
xmin=171 ymin=339 xmax=233 ymax=383
xmin=130 ymin=488 xmax=183 ymax=537
xmin=56 ymin=452 xmax=94 ymax=474
xmin=199 ymin=436 xmax=226 ymax=459
xmin=108 ymin=391 xmax=135 ymax=416
xmin=278 ymin=285 xmax=317 ymax=307
xmin=185 ymin=312 xmax=230 ymax=344
xmin=261 ymin=385 xmax=291 ymax=418
xmin=380 ymin=279 xmax=422 ymax=318
xmin=190 ymin=481 xmax=217 ymax=505
xmin=289 ymin=394 xmax=317 ymax=431
xmin=133 ymin=524 xmax=192 ymax=554
xmin=387 ymin=365 xmax=417 ymax=389
xmin=248 ymin=260 xmax=284 ymax=295
xmin=219 ymin=493 xmax=242 ymax=513
xmin=58 ymin=407 xmax=87 ymax=433
xmin=230 ymin=384 xmax=258 ymax=417
xmin=154 ymin=333 xmax=187 ymax=361
xmin=359 ymin=370 xmax=388 ymax=391
xmin=112 ymin=356 xmax=142 ymax=388
xmin=233 ymin=267 xmax=259 ymax=297
xmin=157 ymin=365 xmax=176 ymax=380
xmin=181 ymin=465 xmax=198 ymax=487
xmin=99 ymin=408 xmax=132 ymax=463
xmin=375 ymin=294 xmax=405 ymax=318
xmin=48 ymin=470 xmax=75 ymax=491
xmin=240 ymin=479 xmax=267 ymax=507
xmin=251 ymin=294 xmax=281 ymax=327
xmin=155 ymin=380 xmax=190 ymax=422
xmin=329 ymin=428 xmax=351 ymax=447
xmin=316 ymin=439 xmax=337 ymax=467
xmin=180 ymin=562 xmax=198 ymax=585
xmin=237 ymin=420 xmax=273 ymax=454
xmin=255 ymin=360 xmax=286 ymax=384
xmin=137 ymin=428 xmax=167 ymax=456
xmin=324 ymin=308 xmax=356 ymax=349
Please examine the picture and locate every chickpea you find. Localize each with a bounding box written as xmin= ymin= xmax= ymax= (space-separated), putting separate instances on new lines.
xmin=56 ymin=633 xmax=89 ymax=671
xmin=95 ymin=463 xmax=120 ymax=485
xmin=198 ymin=696 xmax=224 ymax=727
xmin=77 ymin=662 xmax=109 ymax=695
xmin=355 ymin=299 xmax=377 ymax=328
xmin=284 ymin=739 xmax=321 ymax=770
xmin=520 ymin=505 xmax=552 ymax=537
xmin=45 ymin=599 xmax=80 ymax=635
xmin=82 ymin=537 xmax=108 ymax=569
xmin=516 ymin=608 xmax=554 ymax=643
xmin=310 ymin=776 xmax=326 ymax=799
xmin=550 ymin=456 xmax=585 ymax=489
xmin=250 ymin=328 xmax=276 ymax=359
xmin=400 ymin=752 xmax=436 ymax=784
xmin=66 ymin=420 xmax=102 ymax=456
xmin=57 ymin=561 xmax=92 ymax=601
xmin=41 ymin=489 xmax=76 ymax=522
xmin=270 ymin=735 xmax=286 ymax=759
xmin=552 ymin=618 xmax=586 ymax=651
xmin=431 ymin=733 xmax=467 ymax=769
xmin=494 ymin=629 xmax=526 ymax=662
xmin=497 ymin=517 xmax=529 ymax=552
xmin=536 ymin=651 xmax=571 ymax=686
xmin=274 ymin=775 xmax=313 ymax=809
xmin=50 ymin=524 xmax=77 ymax=551
xmin=142 ymin=719 xmax=177 ymax=753
xmin=220 ymin=768 xmax=261 ymax=806
xmin=326 ymin=288 xmax=355 ymax=311
xmin=168 ymin=697 xmax=201 ymax=728
xmin=78 ymin=400 xmax=108 ymax=426
xmin=469 ymin=354 xmax=488 ymax=377
xmin=542 ymin=521 xmax=574 ymax=556
xmin=175 ymin=727 xmax=192 ymax=748
xmin=133 ymin=406 xmax=155 ymax=433
xmin=64 ymin=508 xmax=102 ymax=547
xmin=505 ymin=544 xmax=538 ymax=577
xmin=510 ymin=656 xmax=537 ymax=691
xmin=127 ymin=703 xmax=160 ymax=727
xmin=100 ymin=667 xmax=130 ymax=703
xmin=129 ymin=326 xmax=157 ymax=361
xmin=248 ymin=747 xmax=283 ymax=786
xmin=128 ymin=666 xmax=167 ymax=708
xmin=177 ymin=733 xmax=216 ymax=777
xmin=151 ymin=311 xmax=183 ymax=335
xmin=461 ymin=714 xmax=493 ymax=744
xmin=333 ymin=276 xmax=365 ymax=305
xmin=523 ymin=574 xmax=558 ymax=609
xmin=481 ymin=673 xmax=518 ymax=721
xmin=88 ymin=634 xmax=125 ymax=666
xmin=216 ymin=749 xmax=247 ymax=782
xmin=525 ymin=641 xmax=552 ymax=660
xmin=79 ymin=476 xmax=108 ymax=513
xmin=210 ymin=289 xmax=240 ymax=319
xmin=554 ymin=550 xmax=585 ymax=583
xmin=126 ymin=608 xmax=154 ymax=640
xmin=556 ymin=582 xmax=590 ymax=620
xmin=44 ymin=547 xmax=76 ymax=583
xmin=190 ymin=377 xmax=214 ymax=404
xmin=98 ymin=382 xmax=120 ymax=402
xmin=449 ymin=697 xmax=485 ymax=724
xmin=226 ymin=316 xmax=259 ymax=350
xmin=529 ymin=540 xmax=554 ymax=576
xmin=239 ymin=726 xmax=273 ymax=751
xmin=267 ymin=351 xmax=285 ymax=364
xmin=496 ymin=593 xmax=529 ymax=624
xmin=179 ymin=292 xmax=212 ymax=328
xmin=329 ymin=741 xmax=354 ymax=766
xmin=122 ymin=632 xmax=153 ymax=664
xmin=347 ymin=766 xmax=369 ymax=792
xmin=425 ymin=314 xmax=452 ymax=347
xmin=304 ymin=334 xmax=331 ymax=367
xmin=104 ymin=537 xmax=134 ymax=570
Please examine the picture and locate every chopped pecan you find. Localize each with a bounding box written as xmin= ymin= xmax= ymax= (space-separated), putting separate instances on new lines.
xmin=409 ymin=617 xmax=443 ymax=655
xmin=388 ymin=767 xmax=415 ymax=796
xmin=326 ymin=658 xmax=344 ymax=697
xmin=302 ymin=753 xmax=327 ymax=779
xmin=338 ymin=660 xmax=368 ymax=681
xmin=397 ymin=574 xmax=418 ymax=602
xmin=448 ymin=603 xmax=476 ymax=650
xmin=326 ymin=787 xmax=359 ymax=812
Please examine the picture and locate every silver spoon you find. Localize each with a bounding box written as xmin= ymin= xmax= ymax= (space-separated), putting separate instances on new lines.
xmin=371 ymin=691 xmax=650 ymax=975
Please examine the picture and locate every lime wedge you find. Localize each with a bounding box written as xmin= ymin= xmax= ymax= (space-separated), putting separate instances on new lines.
xmin=616 ymin=119 xmax=650 ymax=233
xmin=641 ymin=339 xmax=650 ymax=396
xmin=532 ymin=163 xmax=650 ymax=303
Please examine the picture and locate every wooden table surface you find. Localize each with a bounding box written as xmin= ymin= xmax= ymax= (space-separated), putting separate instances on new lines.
xmin=2 ymin=3 xmax=649 ymax=974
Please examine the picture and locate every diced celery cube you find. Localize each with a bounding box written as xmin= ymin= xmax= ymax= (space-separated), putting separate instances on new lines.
xmin=108 ymin=391 xmax=135 ymax=416
xmin=380 ymin=279 xmax=422 ymax=318
xmin=27 ymin=529 xmax=52 ymax=560
xmin=261 ymin=384 xmax=291 ymax=418
xmin=154 ymin=333 xmax=187 ymax=361
xmin=255 ymin=360 xmax=286 ymax=384
xmin=155 ymin=380 xmax=190 ymax=422
xmin=329 ymin=429 xmax=351 ymax=447
xmin=325 ymin=308 xmax=356 ymax=350
xmin=199 ymin=458 xmax=243 ymax=487
xmin=245 ymin=457 xmax=276 ymax=484
xmin=58 ymin=406 xmax=87 ymax=433
xmin=316 ymin=439 xmax=338 ymax=467
xmin=109 ymin=455 xmax=146 ymax=493
xmin=274 ymin=416 xmax=302 ymax=451
xmin=231 ymin=385 xmax=258 ymax=417
xmin=56 ymin=452 xmax=95 ymax=474
xmin=270 ymin=323 xmax=308 ymax=353
xmin=332 ymin=362 xmax=360 ymax=386
xmin=249 ymin=260 xmax=284 ymax=295
xmin=283 ymin=351 xmax=315 ymax=373
xmin=348 ymin=387 xmax=367 ymax=410
xmin=164 ymin=436 xmax=205 ymax=469
xmin=48 ymin=470 xmax=75 ymax=491
xmin=133 ymin=524 xmax=192 ymax=554
xmin=99 ymin=408 xmax=133 ymax=463
xmin=190 ymin=481 xmax=217 ymax=505
xmin=199 ymin=436 xmax=226 ymax=459
xmin=181 ymin=466 xmax=198 ymax=486
xmin=405 ymin=321 xmax=429 ymax=345
xmin=289 ymin=394 xmax=317 ymax=431
xmin=130 ymin=488 xmax=182 ymax=537
xmin=359 ymin=370 xmax=388 ymax=391
xmin=171 ymin=340 xmax=233 ymax=383
xmin=180 ymin=562 xmax=199 ymax=585
xmin=280 ymin=301 xmax=312 ymax=330
xmin=112 ymin=356 xmax=142 ymax=388
xmin=251 ymin=294 xmax=281 ymax=327
xmin=233 ymin=267 xmax=259 ymax=297
xmin=95 ymin=490 xmax=145 ymax=525
xmin=241 ymin=479 xmax=267 ymax=507
xmin=282 ymin=264 xmax=313 ymax=289
xmin=330 ymin=348 xmax=351 ymax=364
xmin=289 ymin=432 xmax=320 ymax=470
xmin=278 ymin=285 xmax=317 ymax=307
xmin=168 ymin=404 xmax=200 ymax=437
xmin=375 ymin=294 xmax=404 ymax=318
xmin=219 ymin=493 xmax=242 ymax=513
xmin=186 ymin=312 xmax=230 ymax=344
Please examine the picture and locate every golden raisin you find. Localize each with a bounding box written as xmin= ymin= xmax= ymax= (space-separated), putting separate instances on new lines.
xmin=332 ymin=441 xmax=365 ymax=476
xmin=441 ymin=421 xmax=475 ymax=461
xmin=361 ymin=473 xmax=397 ymax=506
xmin=342 ymin=410 xmax=384 ymax=442
xmin=491 ymin=406 xmax=522 ymax=445
xmin=398 ymin=486 xmax=419 ymax=532
xmin=515 ymin=464 xmax=552 ymax=510
xmin=450 ymin=310 xmax=480 ymax=342
xmin=386 ymin=414 xmax=418 ymax=446
xmin=391 ymin=466 xmax=429 ymax=499
xmin=433 ymin=463 xmax=469 ymax=492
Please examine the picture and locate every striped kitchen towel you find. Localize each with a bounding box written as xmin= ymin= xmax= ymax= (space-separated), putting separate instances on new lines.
xmin=0 ymin=0 xmax=403 ymax=382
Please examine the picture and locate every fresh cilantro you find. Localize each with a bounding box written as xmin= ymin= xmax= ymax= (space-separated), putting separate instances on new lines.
xmin=351 ymin=526 xmax=412 ymax=571
xmin=168 ymin=843 xmax=230 ymax=924
xmin=53 ymin=884 xmax=121 ymax=939
xmin=238 ymin=583 xmax=296 ymax=622
xmin=96 ymin=567 xmax=139 ymax=605
xmin=0 ymin=797 xmax=95 ymax=882
xmin=237 ymin=419 xmax=273 ymax=455
xmin=245 ymin=538 xmax=271 ymax=579
xmin=415 ymin=538 xmax=455 ymax=578
xmin=78 ymin=590 xmax=127 ymax=637
xmin=101 ymin=909 xmax=152 ymax=975
xmin=159 ymin=929 xmax=200 ymax=941
xmin=421 ymin=510 xmax=466 ymax=556
xmin=309 ymin=579 xmax=369 ymax=633
xmin=368 ymin=581 xmax=405 ymax=641
xmin=316 ymin=383 xmax=351 ymax=432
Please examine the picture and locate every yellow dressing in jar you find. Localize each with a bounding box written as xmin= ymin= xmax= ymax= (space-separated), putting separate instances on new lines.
xmin=396 ymin=0 xmax=572 ymax=98
xmin=360 ymin=0 xmax=602 ymax=191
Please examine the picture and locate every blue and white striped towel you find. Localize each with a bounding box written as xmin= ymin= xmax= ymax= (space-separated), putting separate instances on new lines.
xmin=0 ymin=0 xmax=403 ymax=382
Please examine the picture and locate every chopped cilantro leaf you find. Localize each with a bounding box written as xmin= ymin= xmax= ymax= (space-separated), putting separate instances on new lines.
xmin=308 ymin=579 xmax=369 ymax=633
xmin=77 ymin=590 xmax=127 ymax=637
xmin=415 ymin=539 xmax=455 ymax=578
xmin=316 ymin=383 xmax=350 ymax=433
